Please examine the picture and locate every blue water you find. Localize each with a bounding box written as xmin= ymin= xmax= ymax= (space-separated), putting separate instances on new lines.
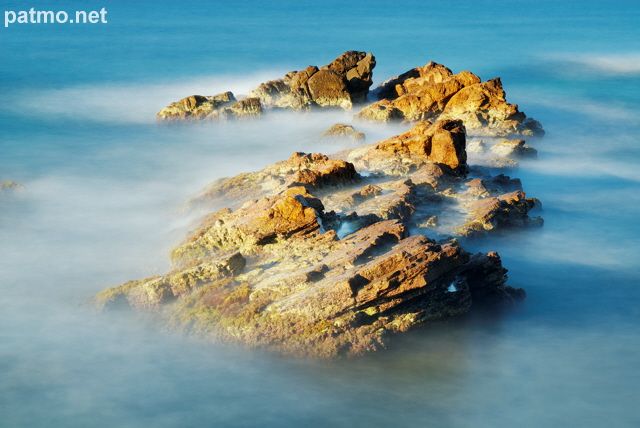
xmin=2 ymin=1 xmax=640 ymax=426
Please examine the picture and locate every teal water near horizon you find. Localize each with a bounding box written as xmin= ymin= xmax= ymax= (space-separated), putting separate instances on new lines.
xmin=2 ymin=1 xmax=640 ymax=427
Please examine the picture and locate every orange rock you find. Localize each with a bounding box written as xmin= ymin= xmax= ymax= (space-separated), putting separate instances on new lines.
xmin=346 ymin=119 xmax=467 ymax=172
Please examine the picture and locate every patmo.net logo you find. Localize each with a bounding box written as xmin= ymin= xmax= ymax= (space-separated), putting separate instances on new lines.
xmin=5 ymin=7 xmax=108 ymax=27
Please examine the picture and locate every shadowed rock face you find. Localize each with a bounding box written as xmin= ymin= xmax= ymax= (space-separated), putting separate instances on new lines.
xmin=248 ymin=50 xmax=376 ymax=111
xmin=344 ymin=119 xmax=468 ymax=173
xmin=157 ymin=92 xmax=239 ymax=122
xmin=357 ymin=61 xmax=544 ymax=137
xmin=94 ymin=118 xmax=540 ymax=358
xmin=155 ymin=53 xmax=541 ymax=140
xmin=156 ymin=51 xmax=377 ymax=122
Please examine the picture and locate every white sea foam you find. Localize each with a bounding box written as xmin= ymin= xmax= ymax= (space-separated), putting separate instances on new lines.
xmin=1 ymin=71 xmax=288 ymax=124
xmin=516 ymin=91 xmax=638 ymax=122
xmin=560 ymin=53 xmax=640 ymax=75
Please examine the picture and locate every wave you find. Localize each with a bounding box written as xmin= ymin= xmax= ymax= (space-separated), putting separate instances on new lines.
xmin=0 ymin=71 xmax=288 ymax=125
xmin=546 ymin=52 xmax=640 ymax=76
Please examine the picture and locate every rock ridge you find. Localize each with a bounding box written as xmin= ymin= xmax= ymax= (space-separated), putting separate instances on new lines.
xmin=155 ymin=53 xmax=542 ymax=139
xmin=94 ymin=118 xmax=541 ymax=358
xmin=357 ymin=61 xmax=543 ymax=137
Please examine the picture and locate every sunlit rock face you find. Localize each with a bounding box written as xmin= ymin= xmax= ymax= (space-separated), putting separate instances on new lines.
xmin=93 ymin=118 xmax=540 ymax=358
xmin=357 ymin=61 xmax=544 ymax=137
xmin=156 ymin=53 xmax=542 ymax=139
xmin=156 ymin=51 xmax=377 ymax=122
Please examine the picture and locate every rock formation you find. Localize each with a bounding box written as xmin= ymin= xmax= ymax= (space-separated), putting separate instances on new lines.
xmin=94 ymin=118 xmax=541 ymax=358
xmin=157 ymin=51 xmax=376 ymax=122
xmin=249 ymin=51 xmax=376 ymax=110
xmin=156 ymin=54 xmax=542 ymax=141
xmin=356 ymin=62 xmax=544 ymax=137
xmin=490 ymin=139 xmax=538 ymax=159
xmin=0 ymin=182 xmax=24 ymax=192
xmin=319 ymin=124 xmax=366 ymax=143
xmin=343 ymin=119 xmax=468 ymax=173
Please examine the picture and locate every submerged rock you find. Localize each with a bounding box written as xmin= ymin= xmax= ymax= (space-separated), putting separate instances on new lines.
xmin=490 ymin=139 xmax=538 ymax=159
xmin=94 ymin=118 xmax=540 ymax=358
xmin=319 ymin=123 xmax=366 ymax=143
xmin=0 ymin=182 xmax=24 ymax=192
xmin=456 ymin=190 xmax=543 ymax=238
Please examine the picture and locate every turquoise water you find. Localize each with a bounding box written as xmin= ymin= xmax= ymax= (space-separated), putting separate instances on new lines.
xmin=2 ymin=1 xmax=640 ymax=426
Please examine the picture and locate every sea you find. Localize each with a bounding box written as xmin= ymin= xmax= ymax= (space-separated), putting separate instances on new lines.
xmin=1 ymin=1 xmax=639 ymax=426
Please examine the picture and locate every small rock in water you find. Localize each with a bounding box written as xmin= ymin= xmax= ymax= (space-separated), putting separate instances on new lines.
xmin=319 ymin=123 xmax=366 ymax=143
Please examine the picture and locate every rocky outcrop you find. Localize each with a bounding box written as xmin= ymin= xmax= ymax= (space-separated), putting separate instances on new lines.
xmin=323 ymin=51 xmax=376 ymax=103
xmin=490 ymin=139 xmax=538 ymax=159
xmin=155 ymin=55 xmax=542 ymax=141
xmin=357 ymin=62 xmax=543 ymax=137
xmin=157 ymin=51 xmax=376 ymax=121
xmin=189 ymin=152 xmax=361 ymax=211
xmin=319 ymin=124 xmax=366 ymax=143
xmin=456 ymin=190 xmax=543 ymax=238
xmin=94 ymin=118 xmax=541 ymax=358
xmin=248 ymin=51 xmax=376 ymax=111
xmin=343 ymin=119 xmax=468 ymax=173
xmin=156 ymin=92 xmax=263 ymax=122
xmin=95 ymin=199 xmax=524 ymax=357
xmin=438 ymin=78 xmax=543 ymax=136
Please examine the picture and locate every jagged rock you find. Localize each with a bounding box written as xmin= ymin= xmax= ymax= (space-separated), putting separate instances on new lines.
xmin=456 ymin=190 xmax=543 ymax=237
xmin=94 ymin=252 xmax=246 ymax=310
xmin=358 ymin=61 xmax=543 ymax=137
xmin=322 ymin=179 xmax=417 ymax=224
xmin=245 ymin=79 xmax=290 ymax=109
xmin=246 ymin=51 xmax=375 ymax=111
xmin=94 ymin=115 xmax=540 ymax=358
xmin=156 ymin=92 xmax=237 ymax=122
xmin=344 ymin=119 xmax=467 ymax=173
xmin=95 ymin=207 xmax=523 ymax=357
xmin=362 ymin=63 xmax=481 ymax=123
xmin=323 ymin=51 xmax=376 ymax=103
xmin=228 ymin=97 xmax=263 ymax=117
xmin=490 ymin=139 xmax=538 ymax=159
xmin=358 ymin=62 xmax=481 ymax=123
xmin=171 ymin=194 xmax=323 ymax=265
xmin=373 ymin=62 xmax=457 ymax=100
xmin=158 ymin=51 xmax=377 ymax=121
xmin=306 ymin=69 xmax=352 ymax=108
xmin=319 ymin=124 xmax=366 ymax=142
xmin=439 ymin=78 xmax=541 ymax=136
xmin=353 ymin=99 xmax=403 ymax=122
xmin=189 ymin=152 xmax=361 ymax=210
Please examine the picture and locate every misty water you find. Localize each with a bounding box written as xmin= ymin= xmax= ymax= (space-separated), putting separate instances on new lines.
xmin=2 ymin=1 xmax=640 ymax=426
